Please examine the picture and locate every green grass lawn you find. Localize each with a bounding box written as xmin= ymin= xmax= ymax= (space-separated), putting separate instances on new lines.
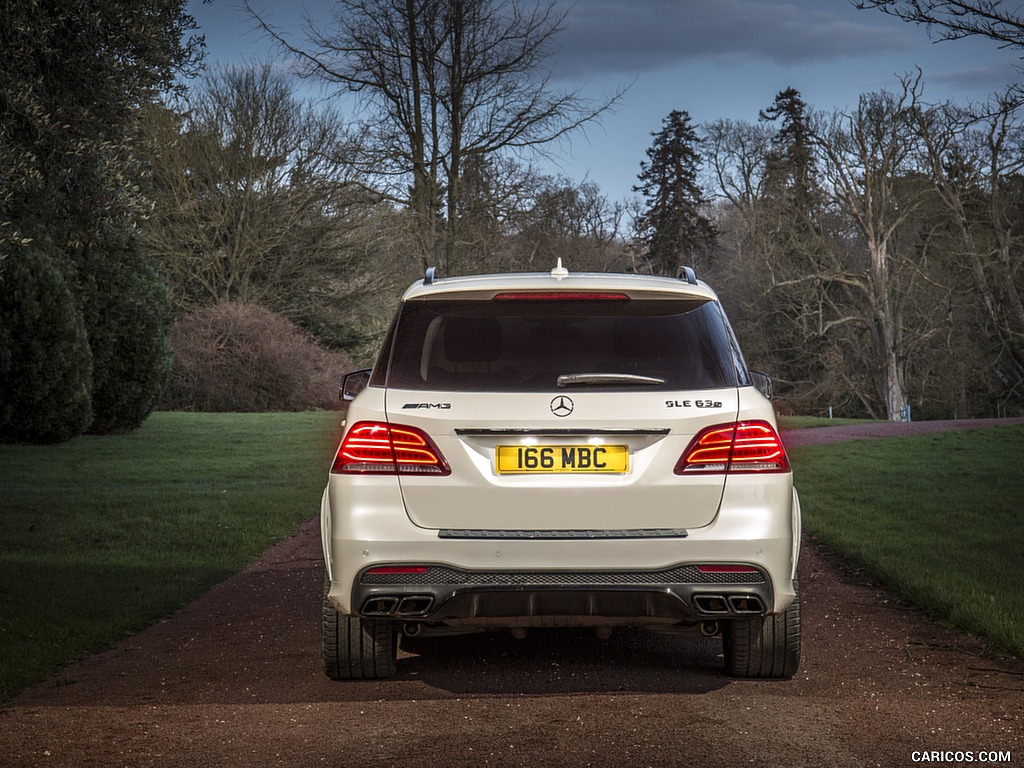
xmin=1 ymin=414 xmax=1021 ymax=702
xmin=0 ymin=411 xmax=344 ymax=701
xmin=790 ymin=425 xmax=1024 ymax=659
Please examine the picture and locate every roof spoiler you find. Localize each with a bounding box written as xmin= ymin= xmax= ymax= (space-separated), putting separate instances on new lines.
xmin=424 ymin=263 xmax=699 ymax=286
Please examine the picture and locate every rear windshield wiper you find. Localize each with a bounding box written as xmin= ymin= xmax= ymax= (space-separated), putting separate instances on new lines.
xmin=557 ymin=373 xmax=666 ymax=388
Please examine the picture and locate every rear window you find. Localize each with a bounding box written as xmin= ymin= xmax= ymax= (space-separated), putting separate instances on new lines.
xmin=384 ymin=298 xmax=742 ymax=392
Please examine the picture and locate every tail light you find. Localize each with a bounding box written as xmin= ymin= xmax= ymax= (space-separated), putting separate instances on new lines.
xmin=493 ymin=292 xmax=630 ymax=301
xmin=675 ymin=421 xmax=789 ymax=474
xmin=332 ymin=421 xmax=451 ymax=475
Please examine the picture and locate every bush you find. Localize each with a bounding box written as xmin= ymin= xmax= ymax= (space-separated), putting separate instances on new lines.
xmin=0 ymin=240 xmax=93 ymax=443
xmin=161 ymin=302 xmax=350 ymax=412
xmin=78 ymin=232 xmax=173 ymax=434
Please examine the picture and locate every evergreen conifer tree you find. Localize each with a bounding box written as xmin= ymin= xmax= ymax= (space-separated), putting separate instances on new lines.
xmin=759 ymin=87 xmax=819 ymax=217
xmin=633 ymin=110 xmax=717 ymax=276
xmin=0 ymin=240 xmax=93 ymax=443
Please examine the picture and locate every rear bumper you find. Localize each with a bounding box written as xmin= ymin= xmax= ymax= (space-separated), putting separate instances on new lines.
xmin=352 ymin=562 xmax=773 ymax=629
xmin=320 ymin=476 xmax=801 ymax=621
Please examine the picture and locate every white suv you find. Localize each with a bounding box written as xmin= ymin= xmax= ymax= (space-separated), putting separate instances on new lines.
xmin=320 ymin=263 xmax=801 ymax=679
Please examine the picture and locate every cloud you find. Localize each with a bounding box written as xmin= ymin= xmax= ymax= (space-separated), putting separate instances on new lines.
xmin=926 ymin=60 xmax=1022 ymax=93
xmin=552 ymin=0 xmax=914 ymax=78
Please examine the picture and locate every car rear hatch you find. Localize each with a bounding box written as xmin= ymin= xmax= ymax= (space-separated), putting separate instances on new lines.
xmin=379 ymin=276 xmax=746 ymax=533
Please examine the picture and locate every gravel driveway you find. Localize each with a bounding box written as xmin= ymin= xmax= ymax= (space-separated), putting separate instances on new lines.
xmin=1 ymin=420 xmax=1022 ymax=767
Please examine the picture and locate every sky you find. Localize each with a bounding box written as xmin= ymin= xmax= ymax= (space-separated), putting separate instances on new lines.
xmin=186 ymin=0 xmax=1023 ymax=203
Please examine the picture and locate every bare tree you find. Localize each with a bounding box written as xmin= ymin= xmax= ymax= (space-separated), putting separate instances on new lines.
xmin=703 ymin=119 xmax=773 ymax=215
xmin=143 ymin=65 xmax=371 ymax=345
xmin=811 ymin=75 xmax=937 ymax=420
xmin=247 ymin=0 xmax=620 ymax=273
xmin=855 ymin=0 xmax=1024 ymax=112
xmin=854 ymin=0 xmax=1024 ymax=51
xmin=505 ymin=175 xmax=627 ymax=271
xmin=914 ymin=93 xmax=1024 ymax=397
xmin=704 ymin=87 xmax=1024 ymax=418
xmin=703 ymin=117 xmax=842 ymax=412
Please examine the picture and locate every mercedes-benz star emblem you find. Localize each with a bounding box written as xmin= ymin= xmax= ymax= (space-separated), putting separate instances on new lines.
xmin=550 ymin=395 xmax=574 ymax=417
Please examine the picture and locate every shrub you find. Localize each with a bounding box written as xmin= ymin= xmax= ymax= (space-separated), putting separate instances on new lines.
xmin=161 ymin=302 xmax=350 ymax=412
xmin=0 ymin=239 xmax=93 ymax=443
xmin=78 ymin=232 xmax=173 ymax=434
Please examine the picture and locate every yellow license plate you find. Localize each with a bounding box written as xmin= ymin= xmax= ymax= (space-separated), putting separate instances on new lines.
xmin=496 ymin=445 xmax=629 ymax=474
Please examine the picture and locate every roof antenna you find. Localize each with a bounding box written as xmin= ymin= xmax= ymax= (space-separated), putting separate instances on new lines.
xmin=550 ymin=258 xmax=569 ymax=281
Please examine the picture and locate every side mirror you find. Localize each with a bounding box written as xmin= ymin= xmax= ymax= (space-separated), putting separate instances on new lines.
xmin=749 ymin=370 xmax=774 ymax=401
xmin=339 ymin=369 xmax=372 ymax=402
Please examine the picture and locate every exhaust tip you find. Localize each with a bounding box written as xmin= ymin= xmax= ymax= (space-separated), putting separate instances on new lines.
xmin=363 ymin=595 xmax=435 ymax=617
xmin=363 ymin=596 xmax=399 ymax=616
xmin=693 ymin=595 xmax=730 ymax=614
xmin=727 ymin=595 xmax=765 ymax=614
xmin=397 ymin=596 xmax=434 ymax=616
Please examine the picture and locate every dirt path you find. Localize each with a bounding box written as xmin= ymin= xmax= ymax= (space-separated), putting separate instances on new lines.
xmin=1 ymin=421 xmax=1022 ymax=767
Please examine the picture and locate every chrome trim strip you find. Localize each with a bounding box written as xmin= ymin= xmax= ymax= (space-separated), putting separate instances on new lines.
xmin=454 ymin=428 xmax=670 ymax=436
xmin=438 ymin=528 xmax=689 ymax=540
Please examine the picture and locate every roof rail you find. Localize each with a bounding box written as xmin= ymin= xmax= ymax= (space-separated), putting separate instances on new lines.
xmin=424 ymin=266 xmax=438 ymax=285
xmin=677 ymin=266 xmax=698 ymax=285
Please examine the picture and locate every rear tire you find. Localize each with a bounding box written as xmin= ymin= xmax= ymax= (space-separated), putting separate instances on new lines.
xmin=723 ymin=579 xmax=801 ymax=679
xmin=322 ymin=577 xmax=397 ymax=680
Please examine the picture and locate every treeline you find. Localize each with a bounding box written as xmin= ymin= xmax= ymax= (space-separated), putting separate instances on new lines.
xmin=701 ymin=80 xmax=1024 ymax=421
xmin=3 ymin=1 xmax=1023 ymax=444
xmin=142 ymin=64 xmax=1024 ymax=422
xmin=140 ymin=64 xmax=630 ymax=361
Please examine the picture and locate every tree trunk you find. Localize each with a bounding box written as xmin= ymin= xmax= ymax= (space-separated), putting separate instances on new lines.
xmin=869 ymin=238 xmax=908 ymax=421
